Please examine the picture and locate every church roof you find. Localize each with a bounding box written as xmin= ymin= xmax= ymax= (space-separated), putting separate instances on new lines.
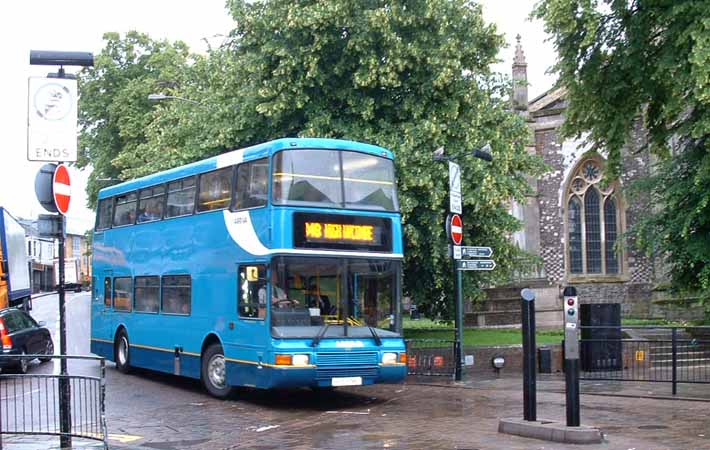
xmin=529 ymin=86 xmax=566 ymax=113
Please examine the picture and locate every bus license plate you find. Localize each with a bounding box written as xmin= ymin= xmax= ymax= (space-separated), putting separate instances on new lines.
xmin=331 ymin=376 xmax=362 ymax=387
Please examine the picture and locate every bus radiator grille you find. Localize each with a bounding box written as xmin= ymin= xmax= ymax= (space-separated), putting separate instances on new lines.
xmin=316 ymin=367 xmax=379 ymax=380
xmin=316 ymin=352 xmax=379 ymax=367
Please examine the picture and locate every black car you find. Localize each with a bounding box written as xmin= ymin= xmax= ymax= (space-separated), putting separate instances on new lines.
xmin=0 ymin=308 xmax=54 ymax=374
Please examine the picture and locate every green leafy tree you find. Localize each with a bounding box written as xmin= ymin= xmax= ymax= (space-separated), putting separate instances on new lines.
xmin=81 ymin=2 xmax=545 ymax=316
xmin=533 ymin=1 xmax=710 ymax=312
xmin=77 ymin=31 xmax=193 ymax=207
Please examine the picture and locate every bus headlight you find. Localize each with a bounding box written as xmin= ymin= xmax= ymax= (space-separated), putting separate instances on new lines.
xmin=292 ymin=354 xmax=310 ymax=366
xmin=275 ymin=354 xmax=310 ymax=366
xmin=382 ymin=352 xmax=398 ymax=365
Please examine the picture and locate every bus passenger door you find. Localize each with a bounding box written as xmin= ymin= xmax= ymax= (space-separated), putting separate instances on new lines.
xmin=91 ymin=274 xmax=114 ymax=359
xmin=233 ymin=264 xmax=268 ymax=388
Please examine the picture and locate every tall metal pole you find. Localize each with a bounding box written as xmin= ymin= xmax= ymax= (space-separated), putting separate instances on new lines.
xmin=521 ymin=288 xmax=536 ymax=421
xmin=58 ymin=214 xmax=72 ymax=448
xmin=454 ymin=265 xmax=463 ymax=381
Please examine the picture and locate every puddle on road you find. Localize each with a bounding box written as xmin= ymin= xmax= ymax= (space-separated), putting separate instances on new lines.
xmin=142 ymin=438 xmax=211 ymax=449
xmin=637 ymin=424 xmax=669 ymax=430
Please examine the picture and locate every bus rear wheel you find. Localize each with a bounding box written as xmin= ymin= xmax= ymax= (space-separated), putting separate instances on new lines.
xmin=115 ymin=329 xmax=132 ymax=374
xmin=201 ymin=343 xmax=234 ymax=399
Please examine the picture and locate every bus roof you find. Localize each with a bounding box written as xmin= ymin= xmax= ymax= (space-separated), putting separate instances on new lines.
xmin=98 ymin=138 xmax=394 ymax=199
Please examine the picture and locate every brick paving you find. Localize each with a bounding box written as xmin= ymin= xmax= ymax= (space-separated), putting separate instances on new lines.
xmin=4 ymin=372 xmax=710 ymax=449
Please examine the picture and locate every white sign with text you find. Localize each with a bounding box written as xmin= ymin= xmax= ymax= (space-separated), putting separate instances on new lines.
xmin=27 ymin=77 xmax=78 ymax=162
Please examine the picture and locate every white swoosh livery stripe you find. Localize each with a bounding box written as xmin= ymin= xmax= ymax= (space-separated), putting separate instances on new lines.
xmin=223 ymin=210 xmax=270 ymax=256
xmin=216 ymin=149 xmax=246 ymax=168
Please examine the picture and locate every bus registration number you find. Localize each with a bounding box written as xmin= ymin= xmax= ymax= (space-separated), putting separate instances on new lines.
xmin=332 ymin=376 xmax=362 ymax=387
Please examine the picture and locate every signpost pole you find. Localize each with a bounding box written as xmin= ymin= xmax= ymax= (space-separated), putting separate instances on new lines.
xmin=447 ymin=213 xmax=464 ymax=381
xmin=29 ymin=51 xmax=92 ymax=450
xmin=454 ymin=267 xmax=463 ymax=381
xmin=57 ymin=214 xmax=71 ymax=448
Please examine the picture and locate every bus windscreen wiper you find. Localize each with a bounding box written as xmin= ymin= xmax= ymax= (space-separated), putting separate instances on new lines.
xmin=311 ymin=323 xmax=330 ymax=347
xmin=368 ymin=326 xmax=382 ymax=346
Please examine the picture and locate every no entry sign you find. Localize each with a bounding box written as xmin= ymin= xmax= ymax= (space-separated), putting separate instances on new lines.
xmin=448 ymin=214 xmax=463 ymax=245
xmin=53 ymin=164 xmax=71 ymax=215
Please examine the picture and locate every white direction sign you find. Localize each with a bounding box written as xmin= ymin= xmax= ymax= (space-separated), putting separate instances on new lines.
xmin=449 ymin=161 xmax=462 ymax=214
xmin=27 ymin=77 xmax=78 ymax=162
xmin=461 ymin=246 xmax=493 ymax=258
xmin=457 ymin=259 xmax=496 ymax=271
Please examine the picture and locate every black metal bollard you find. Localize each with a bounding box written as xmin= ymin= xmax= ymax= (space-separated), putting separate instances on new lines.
xmin=521 ymin=288 xmax=536 ymax=421
xmin=563 ymin=286 xmax=580 ymax=427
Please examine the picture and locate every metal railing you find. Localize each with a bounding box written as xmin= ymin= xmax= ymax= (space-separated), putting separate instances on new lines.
xmin=405 ymin=339 xmax=456 ymax=376
xmin=0 ymin=355 xmax=108 ymax=449
xmin=578 ymin=326 xmax=710 ymax=395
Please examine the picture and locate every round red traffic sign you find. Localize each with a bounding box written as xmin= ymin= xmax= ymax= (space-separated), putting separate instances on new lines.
xmin=53 ymin=164 xmax=71 ymax=215
xmin=449 ymin=214 xmax=463 ymax=245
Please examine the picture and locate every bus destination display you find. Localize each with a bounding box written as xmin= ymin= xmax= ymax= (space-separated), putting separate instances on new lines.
xmin=294 ymin=212 xmax=391 ymax=251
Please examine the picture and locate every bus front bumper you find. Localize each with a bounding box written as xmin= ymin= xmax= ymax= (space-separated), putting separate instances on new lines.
xmin=244 ymin=363 xmax=407 ymax=389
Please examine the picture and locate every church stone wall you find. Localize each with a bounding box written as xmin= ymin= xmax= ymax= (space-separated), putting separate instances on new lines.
xmin=532 ymin=116 xmax=656 ymax=313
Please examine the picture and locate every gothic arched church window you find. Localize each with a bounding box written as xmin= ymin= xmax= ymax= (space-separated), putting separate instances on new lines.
xmin=565 ymin=158 xmax=622 ymax=275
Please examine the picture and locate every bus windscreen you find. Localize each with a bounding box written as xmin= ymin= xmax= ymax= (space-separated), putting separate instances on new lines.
xmin=272 ymin=149 xmax=398 ymax=211
xmin=269 ymin=256 xmax=400 ymax=339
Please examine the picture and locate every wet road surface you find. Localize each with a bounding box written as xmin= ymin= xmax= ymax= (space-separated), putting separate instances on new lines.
xmin=4 ymin=293 xmax=710 ymax=449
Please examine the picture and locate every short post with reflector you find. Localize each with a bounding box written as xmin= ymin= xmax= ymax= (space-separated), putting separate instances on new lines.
xmin=563 ymin=286 xmax=580 ymax=427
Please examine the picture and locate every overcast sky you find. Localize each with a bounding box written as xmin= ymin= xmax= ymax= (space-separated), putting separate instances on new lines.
xmin=0 ymin=0 xmax=556 ymax=234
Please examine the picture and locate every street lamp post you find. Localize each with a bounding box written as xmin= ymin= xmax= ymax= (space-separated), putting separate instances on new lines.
xmin=433 ymin=144 xmax=493 ymax=381
xmin=147 ymin=93 xmax=204 ymax=106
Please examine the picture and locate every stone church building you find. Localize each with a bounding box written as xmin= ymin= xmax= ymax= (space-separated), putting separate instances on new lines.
xmin=477 ymin=38 xmax=661 ymax=326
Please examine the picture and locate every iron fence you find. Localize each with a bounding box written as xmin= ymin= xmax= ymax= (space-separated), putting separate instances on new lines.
xmin=0 ymin=355 xmax=107 ymax=449
xmin=578 ymin=326 xmax=710 ymax=395
xmin=405 ymin=339 xmax=456 ymax=376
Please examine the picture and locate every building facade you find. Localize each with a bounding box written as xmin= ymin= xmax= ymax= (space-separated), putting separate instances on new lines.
xmin=19 ymin=219 xmax=92 ymax=292
xmin=511 ymin=37 xmax=656 ymax=317
xmin=19 ymin=219 xmax=55 ymax=293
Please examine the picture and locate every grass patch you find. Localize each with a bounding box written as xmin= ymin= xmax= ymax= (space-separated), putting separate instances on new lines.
xmin=404 ymin=327 xmax=563 ymax=347
xmin=402 ymin=317 xmax=452 ymax=330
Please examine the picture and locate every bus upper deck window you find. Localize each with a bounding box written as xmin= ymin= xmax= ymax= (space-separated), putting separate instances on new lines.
xmin=137 ymin=186 xmax=165 ymax=223
xmin=198 ymin=167 xmax=233 ymax=212
xmin=166 ymin=177 xmax=196 ymax=218
xmin=234 ymin=159 xmax=268 ymax=210
xmin=113 ymin=193 xmax=137 ymax=227
xmin=96 ymin=198 xmax=113 ymax=230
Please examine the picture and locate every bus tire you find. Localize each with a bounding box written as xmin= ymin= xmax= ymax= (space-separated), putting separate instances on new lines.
xmin=115 ymin=329 xmax=132 ymax=374
xmin=201 ymin=343 xmax=234 ymax=399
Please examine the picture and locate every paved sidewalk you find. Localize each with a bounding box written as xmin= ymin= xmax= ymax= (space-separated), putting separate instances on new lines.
xmin=4 ymin=374 xmax=710 ymax=449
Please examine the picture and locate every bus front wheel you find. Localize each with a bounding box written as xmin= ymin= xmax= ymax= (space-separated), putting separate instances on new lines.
xmin=115 ymin=329 xmax=132 ymax=374
xmin=201 ymin=343 xmax=234 ymax=399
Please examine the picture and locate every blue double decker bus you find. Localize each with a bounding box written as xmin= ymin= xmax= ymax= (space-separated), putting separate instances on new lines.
xmin=90 ymin=138 xmax=406 ymax=397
